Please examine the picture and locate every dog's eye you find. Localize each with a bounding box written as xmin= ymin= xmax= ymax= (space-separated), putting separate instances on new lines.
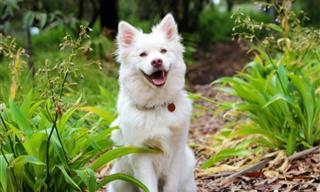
xmin=139 ymin=52 xmax=147 ymax=57
xmin=160 ymin=49 xmax=167 ymax=54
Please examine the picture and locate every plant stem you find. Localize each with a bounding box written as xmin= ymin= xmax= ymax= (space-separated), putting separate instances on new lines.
xmin=59 ymin=72 xmax=69 ymax=98
xmin=0 ymin=113 xmax=16 ymax=158
xmin=56 ymin=71 xmax=70 ymax=165
xmin=45 ymin=113 xmax=58 ymax=189
xmin=1 ymin=147 xmax=19 ymax=190
xmin=46 ymin=71 xmax=70 ymax=188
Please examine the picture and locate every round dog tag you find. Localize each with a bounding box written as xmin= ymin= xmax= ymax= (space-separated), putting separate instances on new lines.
xmin=168 ymin=103 xmax=175 ymax=112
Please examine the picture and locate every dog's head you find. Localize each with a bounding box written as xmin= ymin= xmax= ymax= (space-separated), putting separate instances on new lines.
xmin=116 ymin=14 xmax=186 ymax=106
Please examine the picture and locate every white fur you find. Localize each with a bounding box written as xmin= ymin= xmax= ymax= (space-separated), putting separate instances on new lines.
xmin=109 ymin=14 xmax=196 ymax=192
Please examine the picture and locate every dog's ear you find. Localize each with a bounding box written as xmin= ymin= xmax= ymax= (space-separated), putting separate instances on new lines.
xmin=157 ymin=13 xmax=178 ymax=41
xmin=117 ymin=21 xmax=138 ymax=48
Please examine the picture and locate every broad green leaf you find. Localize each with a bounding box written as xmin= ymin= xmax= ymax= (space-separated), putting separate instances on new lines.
xmin=235 ymin=124 xmax=274 ymax=139
xmin=28 ymin=100 xmax=45 ymax=118
xmin=286 ymin=128 xmax=297 ymax=155
xmin=201 ymin=148 xmax=251 ymax=168
xmin=20 ymin=90 xmax=33 ymax=115
xmin=10 ymin=155 xmax=45 ymax=167
xmin=91 ymin=146 xmax=161 ymax=171
xmin=75 ymin=168 xmax=96 ymax=192
xmin=10 ymin=155 xmax=44 ymax=178
xmin=56 ymin=165 xmax=81 ymax=191
xmin=0 ymin=154 xmax=13 ymax=192
xmin=9 ymin=99 xmax=32 ymax=135
xmin=79 ymin=106 xmax=114 ymax=124
xmin=51 ymin=134 xmax=69 ymax=168
xmin=36 ymin=12 xmax=47 ymax=28
xmin=98 ymin=173 xmax=149 ymax=192
xmin=23 ymin=11 xmax=35 ymax=28
xmin=23 ymin=132 xmax=47 ymax=160
xmin=263 ymin=94 xmax=293 ymax=108
xmin=59 ymin=107 xmax=77 ymax=132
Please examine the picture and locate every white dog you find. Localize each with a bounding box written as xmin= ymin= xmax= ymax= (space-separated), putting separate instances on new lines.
xmin=109 ymin=14 xmax=196 ymax=192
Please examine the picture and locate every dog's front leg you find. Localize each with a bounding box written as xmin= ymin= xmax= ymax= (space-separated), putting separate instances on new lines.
xmin=162 ymin=155 xmax=180 ymax=192
xmin=130 ymin=154 xmax=158 ymax=192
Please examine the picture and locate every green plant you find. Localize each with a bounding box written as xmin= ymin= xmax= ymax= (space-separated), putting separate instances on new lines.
xmin=197 ymin=4 xmax=272 ymax=47
xmin=204 ymin=0 xmax=320 ymax=169
xmin=215 ymin=57 xmax=320 ymax=155
xmin=197 ymin=6 xmax=235 ymax=46
xmin=0 ymin=27 xmax=158 ymax=192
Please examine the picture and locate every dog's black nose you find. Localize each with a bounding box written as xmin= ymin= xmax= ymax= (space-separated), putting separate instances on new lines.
xmin=151 ymin=59 xmax=163 ymax=68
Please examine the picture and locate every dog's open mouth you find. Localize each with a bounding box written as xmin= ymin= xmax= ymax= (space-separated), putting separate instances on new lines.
xmin=142 ymin=70 xmax=168 ymax=87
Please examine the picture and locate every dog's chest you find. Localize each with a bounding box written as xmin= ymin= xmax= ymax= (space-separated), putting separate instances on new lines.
xmin=143 ymin=133 xmax=183 ymax=173
xmin=118 ymin=95 xmax=192 ymax=145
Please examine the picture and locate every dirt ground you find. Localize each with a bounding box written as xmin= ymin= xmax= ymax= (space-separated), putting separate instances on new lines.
xmin=187 ymin=42 xmax=320 ymax=192
xmin=186 ymin=41 xmax=251 ymax=85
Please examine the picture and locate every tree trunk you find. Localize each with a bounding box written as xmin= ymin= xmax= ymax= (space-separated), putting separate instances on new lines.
xmin=88 ymin=0 xmax=99 ymax=28
xmin=77 ymin=0 xmax=84 ymax=21
xmin=99 ymin=0 xmax=118 ymax=39
xmin=181 ymin=0 xmax=190 ymax=31
xmin=226 ymin=0 xmax=234 ymax=12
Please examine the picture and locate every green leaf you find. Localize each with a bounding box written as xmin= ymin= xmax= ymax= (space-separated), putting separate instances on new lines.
xmin=23 ymin=11 xmax=35 ymax=29
xmin=263 ymin=94 xmax=293 ymax=108
xmin=98 ymin=173 xmax=149 ymax=192
xmin=23 ymin=132 xmax=47 ymax=159
xmin=20 ymin=90 xmax=33 ymax=115
xmin=235 ymin=124 xmax=274 ymax=140
xmin=91 ymin=146 xmax=161 ymax=171
xmin=59 ymin=107 xmax=77 ymax=132
xmin=36 ymin=12 xmax=47 ymax=28
xmin=2 ymin=0 xmax=20 ymax=17
xmin=286 ymin=128 xmax=297 ymax=155
xmin=9 ymin=99 xmax=32 ymax=135
xmin=201 ymin=148 xmax=251 ymax=168
xmin=51 ymin=134 xmax=69 ymax=168
xmin=10 ymin=155 xmax=44 ymax=178
xmin=75 ymin=168 xmax=96 ymax=192
xmin=10 ymin=155 xmax=44 ymax=167
xmin=28 ymin=100 xmax=45 ymax=118
xmin=79 ymin=106 xmax=114 ymax=124
xmin=56 ymin=165 xmax=81 ymax=191
xmin=266 ymin=23 xmax=283 ymax=33
xmin=0 ymin=154 xmax=13 ymax=192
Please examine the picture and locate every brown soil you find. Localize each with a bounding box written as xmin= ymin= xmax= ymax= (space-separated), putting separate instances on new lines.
xmin=186 ymin=41 xmax=252 ymax=85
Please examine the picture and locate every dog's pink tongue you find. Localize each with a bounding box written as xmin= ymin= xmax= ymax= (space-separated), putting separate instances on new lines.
xmin=152 ymin=71 xmax=166 ymax=86
xmin=152 ymin=78 xmax=166 ymax=86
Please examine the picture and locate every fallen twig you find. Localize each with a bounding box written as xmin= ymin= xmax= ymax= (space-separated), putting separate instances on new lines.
xmin=288 ymin=146 xmax=318 ymax=161
xmin=200 ymin=171 xmax=235 ymax=180
xmin=221 ymin=156 xmax=274 ymax=184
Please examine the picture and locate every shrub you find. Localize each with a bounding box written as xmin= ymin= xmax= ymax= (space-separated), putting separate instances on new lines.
xmin=0 ymin=27 xmax=158 ymax=192
xmin=197 ymin=4 xmax=272 ymax=47
xmin=215 ymin=56 xmax=320 ymax=155
xmin=207 ymin=0 xmax=320 ymax=168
